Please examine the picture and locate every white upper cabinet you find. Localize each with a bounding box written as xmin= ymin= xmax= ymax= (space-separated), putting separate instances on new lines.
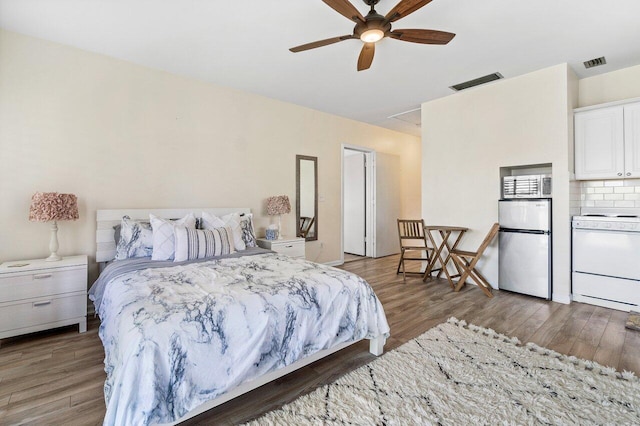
xmin=575 ymin=100 xmax=640 ymax=180
xmin=624 ymin=103 xmax=640 ymax=178
xmin=575 ymin=106 xmax=624 ymax=179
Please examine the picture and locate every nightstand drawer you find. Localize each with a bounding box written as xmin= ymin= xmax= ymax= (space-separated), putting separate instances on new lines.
xmin=0 ymin=268 xmax=86 ymax=303
xmin=271 ymin=241 xmax=305 ymax=258
xmin=0 ymin=293 xmax=87 ymax=334
xmin=257 ymin=238 xmax=306 ymax=259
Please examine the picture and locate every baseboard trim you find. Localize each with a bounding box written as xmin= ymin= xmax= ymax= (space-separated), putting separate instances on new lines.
xmin=324 ymin=260 xmax=344 ymax=267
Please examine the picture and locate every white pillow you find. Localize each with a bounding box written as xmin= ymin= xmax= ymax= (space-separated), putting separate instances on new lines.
xmin=201 ymin=212 xmax=246 ymax=251
xmin=174 ymin=226 xmax=235 ymax=262
xmin=150 ymin=213 xmax=197 ymax=261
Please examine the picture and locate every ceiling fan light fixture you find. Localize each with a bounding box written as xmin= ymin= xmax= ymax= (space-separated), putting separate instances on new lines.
xmin=360 ymin=29 xmax=384 ymax=43
xmin=288 ymin=0 xmax=456 ymax=70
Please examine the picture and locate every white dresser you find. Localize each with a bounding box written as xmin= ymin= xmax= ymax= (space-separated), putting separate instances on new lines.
xmin=0 ymin=255 xmax=88 ymax=339
xmin=257 ymin=237 xmax=306 ymax=259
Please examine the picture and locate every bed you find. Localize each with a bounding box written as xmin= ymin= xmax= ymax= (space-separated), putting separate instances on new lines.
xmin=90 ymin=208 xmax=390 ymax=425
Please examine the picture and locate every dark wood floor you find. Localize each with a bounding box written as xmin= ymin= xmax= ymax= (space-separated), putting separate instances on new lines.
xmin=1 ymin=254 xmax=639 ymax=425
xmin=343 ymin=253 xmax=367 ymax=263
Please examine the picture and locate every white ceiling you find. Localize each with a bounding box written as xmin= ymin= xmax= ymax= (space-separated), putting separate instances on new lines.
xmin=1 ymin=0 xmax=640 ymax=137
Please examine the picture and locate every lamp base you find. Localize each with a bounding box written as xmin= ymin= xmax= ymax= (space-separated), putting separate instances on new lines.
xmin=46 ymin=220 xmax=62 ymax=261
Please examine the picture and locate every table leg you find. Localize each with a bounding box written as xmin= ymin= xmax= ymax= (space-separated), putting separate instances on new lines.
xmin=438 ymin=231 xmax=466 ymax=278
xmin=423 ymin=231 xmax=444 ymax=281
xmin=433 ymin=231 xmax=455 ymax=288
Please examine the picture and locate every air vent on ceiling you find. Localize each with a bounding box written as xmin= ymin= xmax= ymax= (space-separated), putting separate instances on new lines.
xmin=449 ymin=72 xmax=504 ymax=92
xmin=388 ymin=108 xmax=421 ymax=126
xmin=584 ymin=56 xmax=606 ymax=69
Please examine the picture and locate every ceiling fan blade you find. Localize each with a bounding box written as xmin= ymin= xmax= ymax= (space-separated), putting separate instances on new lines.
xmin=290 ymin=35 xmax=355 ymax=52
xmin=322 ymin=0 xmax=365 ymax=23
xmin=357 ymin=43 xmax=375 ymax=71
xmin=389 ymin=29 xmax=455 ymax=44
xmin=385 ymin=0 xmax=433 ymax=22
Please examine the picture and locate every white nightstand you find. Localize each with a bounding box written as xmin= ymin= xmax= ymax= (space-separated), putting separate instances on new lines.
xmin=257 ymin=237 xmax=306 ymax=259
xmin=0 ymin=255 xmax=88 ymax=339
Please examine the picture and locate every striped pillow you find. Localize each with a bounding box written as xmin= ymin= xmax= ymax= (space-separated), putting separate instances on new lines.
xmin=173 ymin=226 xmax=235 ymax=262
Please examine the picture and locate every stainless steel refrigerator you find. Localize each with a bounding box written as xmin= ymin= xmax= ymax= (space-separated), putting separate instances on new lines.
xmin=498 ymin=199 xmax=552 ymax=300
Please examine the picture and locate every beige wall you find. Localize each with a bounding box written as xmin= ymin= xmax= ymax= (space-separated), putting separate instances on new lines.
xmin=421 ymin=64 xmax=574 ymax=303
xmin=0 ymin=30 xmax=421 ymax=280
xmin=578 ymin=64 xmax=640 ymax=107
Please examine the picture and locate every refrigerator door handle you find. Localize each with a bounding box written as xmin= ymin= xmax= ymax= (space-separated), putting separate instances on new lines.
xmin=499 ymin=228 xmax=549 ymax=235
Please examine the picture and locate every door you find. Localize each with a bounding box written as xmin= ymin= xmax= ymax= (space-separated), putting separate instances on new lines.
xmin=499 ymin=230 xmax=551 ymax=299
xmin=375 ymin=152 xmax=401 ymax=257
xmin=344 ymin=150 xmax=366 ymax=255
xmin=575 ymin=106 xmax=624 ymax=180
xmin=573 ymin=229 xmax=640 ymax=281
xmin=498 ymin=199 xmax=551 ymax=232
xmin=624 ymin=103 xmax=640 ymax=178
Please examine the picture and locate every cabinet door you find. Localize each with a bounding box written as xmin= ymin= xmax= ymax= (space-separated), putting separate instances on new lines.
xmin=575 ymin=106 xmax=624 ymax=179
xmin=624 ymin=103 xmax=640 ymax=178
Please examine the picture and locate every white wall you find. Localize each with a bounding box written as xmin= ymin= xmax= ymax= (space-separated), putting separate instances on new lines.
xmin=421 ymin=64 xmax=575 ymax=303
xmin=375 ymin=152 xmax=402 ymax=258
xmin=578 ymin=64 xmax=640 ymax=107
xmin=0 ymin=30 xmax=421 ymax=280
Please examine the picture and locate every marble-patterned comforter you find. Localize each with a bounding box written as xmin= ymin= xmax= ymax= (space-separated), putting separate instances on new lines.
xmin=90 ymin=252 xmax=390 ymax=425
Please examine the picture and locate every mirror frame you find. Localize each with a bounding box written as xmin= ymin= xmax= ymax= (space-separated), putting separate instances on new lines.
xmin=296 ymin=155 xmax=318 ymax=241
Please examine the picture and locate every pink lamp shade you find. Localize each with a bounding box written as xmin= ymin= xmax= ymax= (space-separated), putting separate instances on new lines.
xmin=29 ymin=192 xmax=79 ymax=261
xmin=266 ymin=195 xmax=291 ymax=239
xmin=29 ymin=192 xmax=79 ymax=222
xmin=266 ymin=195 xmax=291 ymax=216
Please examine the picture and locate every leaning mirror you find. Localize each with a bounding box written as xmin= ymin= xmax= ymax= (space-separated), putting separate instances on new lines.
xmin=296 ymin=155 xmax=318 ymax=241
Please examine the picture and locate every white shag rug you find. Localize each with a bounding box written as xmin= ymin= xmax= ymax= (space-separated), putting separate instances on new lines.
xmin=245 ymin=318 xmax=640 ymax=425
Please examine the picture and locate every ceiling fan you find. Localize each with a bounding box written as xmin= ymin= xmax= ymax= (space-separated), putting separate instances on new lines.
xmin=289 ymin=0 xmax=456 ymax=71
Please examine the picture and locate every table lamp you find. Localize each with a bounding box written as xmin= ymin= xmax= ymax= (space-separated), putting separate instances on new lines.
xmin=29 ymin=192 xmax=79 ymax=261
xmin=266 ymin=195 xmax=291 ymax=240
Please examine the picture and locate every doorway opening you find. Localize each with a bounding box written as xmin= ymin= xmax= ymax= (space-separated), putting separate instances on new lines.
xmin=342 ymin=145 xmax=375 ymax=263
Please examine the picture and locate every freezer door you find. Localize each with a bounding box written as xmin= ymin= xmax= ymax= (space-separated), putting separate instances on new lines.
xmin=499 ymin=230 xmax=551 ymax=299
xmin=499 ymin=199 xmax=551 ymax=232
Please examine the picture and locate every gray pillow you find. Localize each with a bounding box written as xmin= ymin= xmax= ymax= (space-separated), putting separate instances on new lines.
xmin=113 ymin=224 xmax=122 ymax=245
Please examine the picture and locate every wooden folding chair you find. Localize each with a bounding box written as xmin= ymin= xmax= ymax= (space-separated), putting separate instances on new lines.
xmin=449 ymin=223 xmax=500 ymax=298
xmin=299 ymin=216 xmax=315 ymax=238
xmin=397 ymin=219 xmax=433 ymax=282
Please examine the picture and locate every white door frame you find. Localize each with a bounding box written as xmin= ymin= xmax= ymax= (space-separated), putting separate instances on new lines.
xmin=341 ymin=144 xmax=376 ymax=264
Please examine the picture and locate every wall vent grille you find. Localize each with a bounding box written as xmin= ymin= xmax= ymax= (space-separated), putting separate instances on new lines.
xmin=584 ymin=56 xmax=607 ymax=69
xmin=449 ymin=72 xmax=503 ymax=91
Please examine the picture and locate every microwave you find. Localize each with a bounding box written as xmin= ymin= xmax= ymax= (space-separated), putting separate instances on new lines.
xmin=502 ymin=174 xmax=552 ymax=199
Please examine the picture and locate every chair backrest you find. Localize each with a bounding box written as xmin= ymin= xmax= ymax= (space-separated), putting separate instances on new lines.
xmin=299 ymin=216 xmax=315 ymax=238
xmin=397 ymin=219 xmax=428 ymax=248
xmin=475 ymin=222 xmax=500 ymax=256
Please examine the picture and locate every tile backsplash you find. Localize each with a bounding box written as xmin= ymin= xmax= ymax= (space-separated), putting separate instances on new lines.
xmin=576 ymin=178 xmax=640 ymax=215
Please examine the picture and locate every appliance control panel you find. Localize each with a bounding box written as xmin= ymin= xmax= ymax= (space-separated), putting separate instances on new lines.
xmin=573 ymin=217 xmax=640 ymax=232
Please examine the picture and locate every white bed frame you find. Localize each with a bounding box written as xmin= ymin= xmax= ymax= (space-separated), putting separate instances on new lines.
xmin=95 ymin=208 xmax=386 ymax=425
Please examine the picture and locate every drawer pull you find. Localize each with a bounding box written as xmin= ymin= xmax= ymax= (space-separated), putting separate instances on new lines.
xmin=33 ymin=300 xmax=52 ymax=307
xmin=285 ymin=245 xmax=293 ymax=248
xmin=33 ymin=274 xmax=53 ymax=280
